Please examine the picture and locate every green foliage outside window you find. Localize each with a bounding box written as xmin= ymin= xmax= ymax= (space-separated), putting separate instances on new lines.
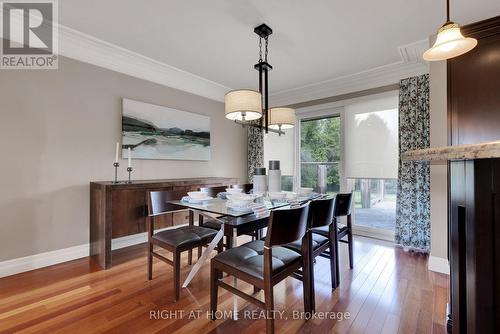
xmin=300 ymin=117 xmax=341 ymax=192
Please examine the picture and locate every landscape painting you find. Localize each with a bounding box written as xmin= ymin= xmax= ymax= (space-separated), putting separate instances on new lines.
xmin=122 ymin=99 xmax=210 ymax=160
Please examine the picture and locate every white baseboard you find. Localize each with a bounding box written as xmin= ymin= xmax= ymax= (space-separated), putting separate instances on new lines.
xmin=352 ymin=226 xmax=395 ymax=242
xmin=0 ymin=244 xmax=89 ymax=278
xmin=428 ymin=255 xmax=450 ymax=275
xmin=0 ymin=225 xmax=184 ymax=278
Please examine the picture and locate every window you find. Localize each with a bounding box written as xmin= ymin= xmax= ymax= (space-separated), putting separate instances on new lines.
xmin=350 ymin=178 xmax=397 ymax=230
xmin=263 ymin=128 xmax=294 ymax=191
xmin=344 ymin=92 xmax=399 ymax=234
xmin=299 ymin=116 xmax=341 ymax=194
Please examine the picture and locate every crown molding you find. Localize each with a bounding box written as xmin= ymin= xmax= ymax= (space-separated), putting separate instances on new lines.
xmin=0 ymin=6 xmax=230 ymax=101
xmin=398 ymin=39 xmax=429 ymax=63
xmin=271 ymin=39 xmax=430 ymax=106
xmin=1 ymin=7 xmax=430 ymax=105
xmin=58 ymin=25 xmax=230 ymax=102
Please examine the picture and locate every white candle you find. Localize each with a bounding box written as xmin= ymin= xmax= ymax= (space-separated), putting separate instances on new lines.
xmin=114 ymin=142 xmax=119 ymax=163
xmin=128 ymin=147 xmax=132 ymax=168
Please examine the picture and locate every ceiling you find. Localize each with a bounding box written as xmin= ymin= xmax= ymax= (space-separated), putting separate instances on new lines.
xmin=59 ymin=0 xmax=500 ymax=95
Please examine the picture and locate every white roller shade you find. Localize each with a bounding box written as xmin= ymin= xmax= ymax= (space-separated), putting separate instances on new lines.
xmin=345 ymin=92 xmax=399 ymax=179
xmin=264 ymin=128 xmax=294 ymax=175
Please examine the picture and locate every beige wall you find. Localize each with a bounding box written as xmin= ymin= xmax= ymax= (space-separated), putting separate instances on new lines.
xmin=429 ymin=59 xmax=448 ymax=262
xmin=0 ymin=57 xmax=247 ymax=261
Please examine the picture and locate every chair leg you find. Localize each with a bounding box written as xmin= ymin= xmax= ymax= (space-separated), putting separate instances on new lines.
xmin=253 ymin=286 xmax=261 ymax=294
xmin=347 ymin=229 xmax=354 ymax=269
xmin=264 ymin=283 xmax=275 ymax=334
xmin=210 ymin=265 xmax=219 ymax=320
xmin=328 ymin=239 xmax=337 ymax=289
xmin=147 ymin=243 xmax=153 ymax=281
xmin=302 ymin=236 xmax=314 ymax=314
xmin=173 ymin=251 xmax=181 ymax=301
xmin=334 ymin=226 xmax=340 ymax=288
xmin=188 ymin=250 xmax=192 ymax=265
xmin=198 ymin=246 xmax=202 ymax=259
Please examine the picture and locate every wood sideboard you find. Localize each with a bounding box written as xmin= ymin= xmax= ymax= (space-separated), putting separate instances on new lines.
xmin=90 ymin=177 xmax=239 ymax=269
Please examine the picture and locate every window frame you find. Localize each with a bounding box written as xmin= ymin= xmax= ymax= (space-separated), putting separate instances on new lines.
xmin=295 ymin=106 xmax=345 ymax=192
xmin=295 ymin=92 xmax=398 ymax=242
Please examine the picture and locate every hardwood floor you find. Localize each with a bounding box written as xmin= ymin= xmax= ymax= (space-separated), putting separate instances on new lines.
xmin=0 ymin=236 xmax=449 ymax=333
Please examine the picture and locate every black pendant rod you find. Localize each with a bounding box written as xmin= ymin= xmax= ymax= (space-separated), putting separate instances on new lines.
xmin=258 ymin=59 xmax=263 ymax=129
xmin=254 ymin=23 xmax=273 ymax=134
xmin=446 ymin=0 xmax=450 ymax=22
xmin=264 ymin=67 xmax=269 ymax=133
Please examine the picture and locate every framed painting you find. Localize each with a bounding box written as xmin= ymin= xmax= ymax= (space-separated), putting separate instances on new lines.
xmin=122 ymin=98 xmax=210 ymax=160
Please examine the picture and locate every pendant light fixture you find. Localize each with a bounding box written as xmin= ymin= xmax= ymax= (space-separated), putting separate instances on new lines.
xmin=423 ymin=0 xmax=477 ymax=61
xmin=225 ymin=23 xmax=295 ymax=135
xmin=224 ymin=89 xmax=262 ymax=121
xmin=268 ymin=107 xmax=295 ymax=131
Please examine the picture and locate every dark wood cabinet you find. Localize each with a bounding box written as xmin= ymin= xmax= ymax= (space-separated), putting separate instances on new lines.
xmin=448 ymin=16 xmax=500 ymax=146
xmin=90 ymin=177 xmax=238 ymax=269
xmin=449 ymin=159 xmax=500 ymax=333
xmin=447 ymin=16 xmax=500 ymax=334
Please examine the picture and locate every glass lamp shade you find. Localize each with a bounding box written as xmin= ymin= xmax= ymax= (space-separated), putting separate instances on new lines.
xmin=423 ymin=22 xmax=477 ymax=61
xmin=268 ymin=107 xmax=295 ymax=130
xmin=224 ymin=89 xmax=262 ymax=121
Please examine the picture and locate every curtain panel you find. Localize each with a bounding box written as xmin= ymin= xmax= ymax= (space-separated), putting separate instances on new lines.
xmin=395 ymin=74 xmax=431 ymax=252
xmin=247 ymin=125 xmax=264 ymax=182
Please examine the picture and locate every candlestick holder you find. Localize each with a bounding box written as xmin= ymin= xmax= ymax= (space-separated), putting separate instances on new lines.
xmin=127 ymin=167 xmax=133 ymax=183
xmin=113 ymin=162 xmax=120 ymax=184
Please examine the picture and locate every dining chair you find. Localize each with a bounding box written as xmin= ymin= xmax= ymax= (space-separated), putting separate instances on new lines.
xmin=283 ymin=197 xmax=336 ymax=310
xmin=238 ymin=183 xmax=254 ymax=194
xmin=312 ymin=192 xmax=354 ymax=287
xmin=147 ymin=190 xmax=222 ymax=301
xmin=210 ymin=204 xmax=312 ymax=334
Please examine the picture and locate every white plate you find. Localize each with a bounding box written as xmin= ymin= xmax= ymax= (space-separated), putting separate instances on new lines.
xmin=186 ymin=196 xmax=213 ymax=204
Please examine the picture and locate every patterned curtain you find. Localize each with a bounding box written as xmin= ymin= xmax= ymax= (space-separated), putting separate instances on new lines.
xmin=247 ymin=124 xmax=264 ymax=182
xmin=395 ymin=74 xmax=431 ymax=252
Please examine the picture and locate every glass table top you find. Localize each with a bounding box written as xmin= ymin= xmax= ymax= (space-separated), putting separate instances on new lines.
xmin=169 ymin=193 xmax=324 ymax=218
xmin=168 ymin=197 xmax=286 ymax=217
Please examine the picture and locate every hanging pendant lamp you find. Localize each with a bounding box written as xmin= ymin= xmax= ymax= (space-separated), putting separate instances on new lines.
xmin=224 ymin=23 xmax=295 ymax=135
xmin=423 ymin=0 xmax=477 ymax=61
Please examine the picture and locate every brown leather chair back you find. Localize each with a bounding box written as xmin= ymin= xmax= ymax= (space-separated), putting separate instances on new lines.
xmin=334 ymin=192 xmax=353 ymax=217
xmin=200 ymin=185 xmax=228 ymax=198
xmin=309 ymin=197 xmax=335 ymax=228
xmin=148 ymin=190 xmax=186 ymax=216
xmin=265 ymin=203 xmax=310 ymax=247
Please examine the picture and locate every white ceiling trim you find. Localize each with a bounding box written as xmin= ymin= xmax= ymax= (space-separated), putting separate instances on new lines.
xmin=270 ymin=39 xmax=430 ymax=106
xmin=8 ymin=14 xmax=431 ymax=105
xmin=57 ymin=24 xmax=231 ymax=102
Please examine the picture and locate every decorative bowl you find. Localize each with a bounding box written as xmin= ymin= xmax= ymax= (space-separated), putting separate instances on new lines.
xmin=226 ymin=188 xmax=243 ymax=194
xmin=226 ymin=193 xmax=257 ymax=207
xmin=187 ymin=191 xmax=210 ymax=199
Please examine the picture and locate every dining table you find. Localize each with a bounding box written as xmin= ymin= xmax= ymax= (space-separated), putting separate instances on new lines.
xmin=169 ymin=193 xmax=325 ymax=286
xmin=169 ymin=192 xmax=323 ymax=319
